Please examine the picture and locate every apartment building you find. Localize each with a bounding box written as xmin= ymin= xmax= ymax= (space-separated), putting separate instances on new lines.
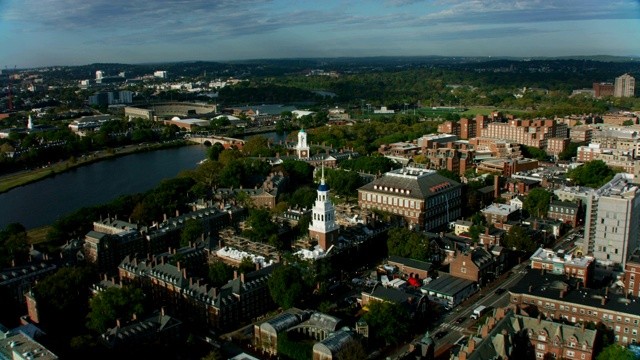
xmin=547 ymin=137 xmax=569 ymax=155
xmin=593 ymin=82 xmax=614 ymax=98
xmin=357 ymin=167 xmax=462 ymax=231
xmin=624 ymin=249 xmax=640 ymax=298
xmin=468 ymin=138 xmax=522 ymax=159
xmin=480 ymin=203 xmax=520 ymax=226
xmin=591 ymin=128 xmax=640 ymax=157
xmin=582 ymin=173 xmax=640 ymax=267
xmin=509 ymin=269 xmax=640 ymax=346
xmin=481 ymin=119 xmax=568 ymax=149
xmin=601 ymin=113 xmax=638 ymax=126
xmin=547 ymin=200 xmax=582 ymax=227
xmin=615 ymin=73 xmax=636 ymax=98
xmin=437 ymin=114 xmax=500 ymax=139
xmin=576 ymin=144 xmax=636 ymax=173
xmin=476 ymin=158 xmax=538 ymax=178
xmin=569 ymin=126 xmax=593 ymax=143
xmin=422 ymin=141 xmax=475 ymax=176
xmin=453 ymin=308 xmax=597 ymax=360
xmin=118 ymin=256 xmax=278 ymax=333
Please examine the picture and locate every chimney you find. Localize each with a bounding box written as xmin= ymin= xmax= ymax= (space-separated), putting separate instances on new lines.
xmin=560 ymin=290 xmax=564 ymax=298
xmin=161 ymin=307 xmax=165 ymax=317
xmin=163 ymin=213 xmax=167 ymax=222
xmin=494 ymin=175 xmax=500 ymax=198
xmin=132 ymin=314 xmax=137 ymax=321
xmin=606 ymin=287 xmax=609 ymax=296
xmin=537 ymin=314 xmax=542 ymax=324
xmin=255 ymin=262 xmax=260 ymax=271
xmin=234 ymin=270 xmax=238 ymax=279
xmin=496 ymin=308 xmax=505 ymax=320
xmin=459 ymin=351 xmax=467 ymax=360
xmin=577 ymin=282 xmax=581 ymax=290
xmin=241 ymin=273 xmax=245 ymax=283
xmin=601 ymin=297 xmax=606 ymax=306
xmin=485 ymin=227 xmax=489 ymax=235
xmin=116 ymin=319 xmax=122 ymax=328
xmin=213 ymin=287 xmax=218 ymax=297
xmin=483 ymin=242 xmax=489 ymax=252
xmin=468 ymin=338 xmax=475 ymax=352
xmin=488 ymin=316 xmax=495 ymax=330
xmin=481 ymin=325 xmax=489 ymax=337
xmin=529 ymin=285 xmax=533 ymax=293
xmin=161 ymin=257 xmax=165 ymax=265
xmin=176 ymin=210 xmax=179 ymax=217
xmin=533 ymin=219 xmax=538 ymax=230
xmin=581 ymin=323 xmax=585 ymax=333
xmin=183 ymin=268 xmax=187 ymax=278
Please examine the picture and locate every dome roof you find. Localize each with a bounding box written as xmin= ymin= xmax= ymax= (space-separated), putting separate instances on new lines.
xmin=318 ymin=184 xmax=329 ymax=191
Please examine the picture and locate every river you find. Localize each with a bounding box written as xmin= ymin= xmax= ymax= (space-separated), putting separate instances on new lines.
xmin=0 ymin=132 xmax=289 ymax=230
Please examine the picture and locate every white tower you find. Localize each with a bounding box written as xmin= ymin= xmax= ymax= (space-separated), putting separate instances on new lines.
xmin=308 ymin=164 xmax=339 ymax=251
xmin=297 ymin=128 xmax=310 ymax=159
xmin=96 ymin=70 xmax=104 ymax=80
xmin=27 ymin=115 xmax=33 ymax=130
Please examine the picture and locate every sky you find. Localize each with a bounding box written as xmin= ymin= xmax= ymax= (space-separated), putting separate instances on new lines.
xmin=1 ymin=0 xmax=639 ymax=68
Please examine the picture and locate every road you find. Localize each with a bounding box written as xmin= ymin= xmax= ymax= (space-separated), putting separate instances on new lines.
xmin=389 ymin=226 xmax=583 ymax=359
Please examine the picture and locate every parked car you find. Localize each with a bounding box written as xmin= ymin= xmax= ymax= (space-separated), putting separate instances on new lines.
xmin=495 ymin=288 xmax=505 ymax=295
xmin=455 ymin=316 xmax=466 ymax=324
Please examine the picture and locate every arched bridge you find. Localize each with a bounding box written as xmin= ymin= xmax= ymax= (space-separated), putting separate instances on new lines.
xmin=186 ymin=134 xmax=245 ymax=147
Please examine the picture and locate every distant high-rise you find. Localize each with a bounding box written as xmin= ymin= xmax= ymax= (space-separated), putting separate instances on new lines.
xmin=95 ymin=70 xmax=104 ymax=80
xmin=154 ymin=71 xmax=168 ymax=79
xmin=614 ymin=73 xmax=635 ymax=98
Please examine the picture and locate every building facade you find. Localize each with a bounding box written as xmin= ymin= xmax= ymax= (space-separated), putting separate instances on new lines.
xmin=614 ymin=73 xmax=636 ymax=98
xmin=357 ymin=167 xmax=462 ymax=231
xmin=308 ymin=167 xmax=339 ymax=251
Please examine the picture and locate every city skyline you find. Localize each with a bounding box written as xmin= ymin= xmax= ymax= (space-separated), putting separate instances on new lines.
xmin=1 ymin=0 xmax=640 ymax=69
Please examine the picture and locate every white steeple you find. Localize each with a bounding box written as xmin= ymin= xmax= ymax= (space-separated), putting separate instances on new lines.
xmin=27 ymin=115 xmax=33 ymax=130
xmin=297 ymin=128 xmax=309 ymax=159
xmin=308 ymin=162 xmax=339 ymax=250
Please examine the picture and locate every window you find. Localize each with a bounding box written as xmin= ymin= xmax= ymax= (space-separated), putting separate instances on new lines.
xmin=461 ymin=268 xmax=467 ymax=274
xmin=566 ymin=350 xmax=575 ymax=357
xmin=536 ymin=353 xmax=544 ymax=359
xmin=537 ymin=343 xmax=545 ymax=350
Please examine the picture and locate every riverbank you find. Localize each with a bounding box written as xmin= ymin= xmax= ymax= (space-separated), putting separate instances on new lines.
xmin=0 ymin=140 xmax=194 ymax=194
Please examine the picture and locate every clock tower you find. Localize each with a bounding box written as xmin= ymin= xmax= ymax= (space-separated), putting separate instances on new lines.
xmin=297 ymin=128 xmax=310 ymax=159
xmin=308 ymin=164 xmax=339 ymax=251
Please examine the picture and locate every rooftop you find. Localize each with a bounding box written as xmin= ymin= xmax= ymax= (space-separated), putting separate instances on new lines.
xmin=423 ymin=274 xmax=475 ymax=296
xmin=530 ymin=248 xmax=594 ymax=267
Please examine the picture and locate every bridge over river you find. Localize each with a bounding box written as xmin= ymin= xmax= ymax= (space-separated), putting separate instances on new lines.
xmin=186 ymin=134 xmax=246 ymax=147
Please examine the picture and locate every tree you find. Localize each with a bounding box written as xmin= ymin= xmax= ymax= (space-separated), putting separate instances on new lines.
xmin=387 ymin=228 xmax=433 ymax=262
xmin=596 ymin=344 xmax=635 ymax=360
xmin=568 ymin=160 xmax=616 ymax=188
xmin=238 ymin=256 xmax=256 ymax=274
xmin=268 ymin=264 xmax=304 ymax=309
xmin=522 ymin=188 xmax=553 ymax=218
xmin=0 ymin=223 xmax=30 ymax=267
xmin=326 ymin=169 xmax=362 ymax=202
xmin=520 ymin=145 xmax=548 ymax=161
xmin=86 ymin=287 xmax=146 ymax=333
xmin=242 ymin=207 xmax=279 ymax=242
xmin=243 ymin=135 xmax=270 ymax=156
xmin=362 ymin=300 xmax=411 ymax=345
xmin=208 ymin=261 xmax=235 ymax=288
xmin=437 ymin=169 xmax=461 ymax=183
xmin=504 ymin=225 xmax=537 ymax=252
xmin=32 ymin=266 xmax=94 ymax=326
xmin=335 ymin=338 xmax=368 ymax=360
xmin=180 ymin=219 xmax=203 ymax=247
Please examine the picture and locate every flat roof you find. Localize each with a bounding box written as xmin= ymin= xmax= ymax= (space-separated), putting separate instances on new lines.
xmin=423 ymin=274 xmax=475 ymax=296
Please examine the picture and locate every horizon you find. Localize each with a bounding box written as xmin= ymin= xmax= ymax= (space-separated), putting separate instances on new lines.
xmin=1 ymin=0 xmax=639 ymax=69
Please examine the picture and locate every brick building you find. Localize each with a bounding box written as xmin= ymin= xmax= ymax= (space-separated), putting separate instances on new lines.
xmin=448 ymin=245 xmax=496 ymax=287
xmin=481 ymin=119 xmax=568 ymax=150
xmin=593 ymin=82 xmax=614 ymax=98
xmin=569 ymin=126 xmax=592 ymax=143
xmin=509 ymin=269 xmax=640 ymax=346
xmin=547 ymin=200 xmax=582 ymax=227
xmin=476 ymin=158 xmax=538 ymax=178
xmin=529 ymin=248 xmax=594 ymax=285
xmin=358 ymin=167 xmax=463 ymax=231
xmin=422 ymin=141 xmax=475 ymax=176
xmin=118 ymin=256 xmax=278 ymax=333
xmin=480 ymin=203 xmax=520 ymax=226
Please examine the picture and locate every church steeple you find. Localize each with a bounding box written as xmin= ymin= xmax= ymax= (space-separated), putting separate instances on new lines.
xmin=297 ymin=128 xmax=309 ymax=159
xmin=309 ymin=162 xmax=339 ymax=251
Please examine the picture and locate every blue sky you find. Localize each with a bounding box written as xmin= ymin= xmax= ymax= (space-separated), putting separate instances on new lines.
xmin=1 ymin=0 xmax=639 ymax=68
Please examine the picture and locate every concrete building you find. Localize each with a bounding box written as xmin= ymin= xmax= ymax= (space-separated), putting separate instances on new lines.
xmin=88 ymin=91 xmax=134 ymax=106
xmin=615 ymin=73 xmax=636 ymax=98
xmin=576 ymin=144 xmax=636 ymax=173
xmin=583 ymin=173 xmax=640 ymax=267
xmin=591 ymin=128 xmax=640 ymax=157
xmin=0 ymin=328 xmax=58 ymax=360
xmin=569 ymin=126 xmax=592 ymax=143
xmin=154 ymin=71 xmax=168 ymax=79
xmin=357 ymin=167 xmax=463 ymax=231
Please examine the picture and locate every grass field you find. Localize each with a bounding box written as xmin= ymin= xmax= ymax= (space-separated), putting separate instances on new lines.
xmin=27 ymin=226 xmax=51 ymax=244
xmin=460 ymin=108 xmax=531 ymax=117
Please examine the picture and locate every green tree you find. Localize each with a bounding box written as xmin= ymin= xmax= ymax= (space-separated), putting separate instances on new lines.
xmin=32 ymin=266 xmax=94 ymax=326
xmin=242 ymin=207 xmax=279 ymax=242
xmin=238 ymin=256 xmax=256 ymax=274
xmin=568 ymin=160 xmax=616 ymax=188
xmin=180 ymin=219 xmax=203 ymax=246
xmin=596 ymin=344 xmax=635 ymax=360
xmin=326 ymin=169 xmax=362 ymax=202
xmin=437 ymin=169 xmax=461 ymax=183
xmin=522 ymin=188 xmax=553 ymax=217
xmin=268 ymin=264 xmax=304 ymax=309
xmin=0 ymin=223 xmax=30 ymax=267
xmin=387 ymin=228 xmax=433 ymax=262
xmin=336 ymin=338 xmax=368 ymax=360
xmin=243 ymin=135 xmax=270 ymax=156
xmin=86 ymin=287 xmax=146 ymax=333
xmin=520 ymin=145 xmax=549 ymax=161
xmin=504 ymin=225 xmax=537 ymax=252
xmin=208 ymin=261 xmax=235 ymax=288
xmin=362 ymin=300 xmax=411 ymax=345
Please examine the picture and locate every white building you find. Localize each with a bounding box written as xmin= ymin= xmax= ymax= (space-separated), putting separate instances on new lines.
xmin=95 ymin=70 xmax=104 ymax=80
xmin=308 ymin=165 xmax=339 ymax=251
xmin=296 ymin=129 xmax=310 ymax=159
xmin=154 ymin=71 xmax=168 ymax=79
xmin=583 ymin=173 xmax=640 ymax=268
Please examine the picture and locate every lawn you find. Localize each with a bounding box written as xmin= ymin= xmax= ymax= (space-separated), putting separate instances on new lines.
xmin=27 ymin=226 xmax=51 ymax=244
